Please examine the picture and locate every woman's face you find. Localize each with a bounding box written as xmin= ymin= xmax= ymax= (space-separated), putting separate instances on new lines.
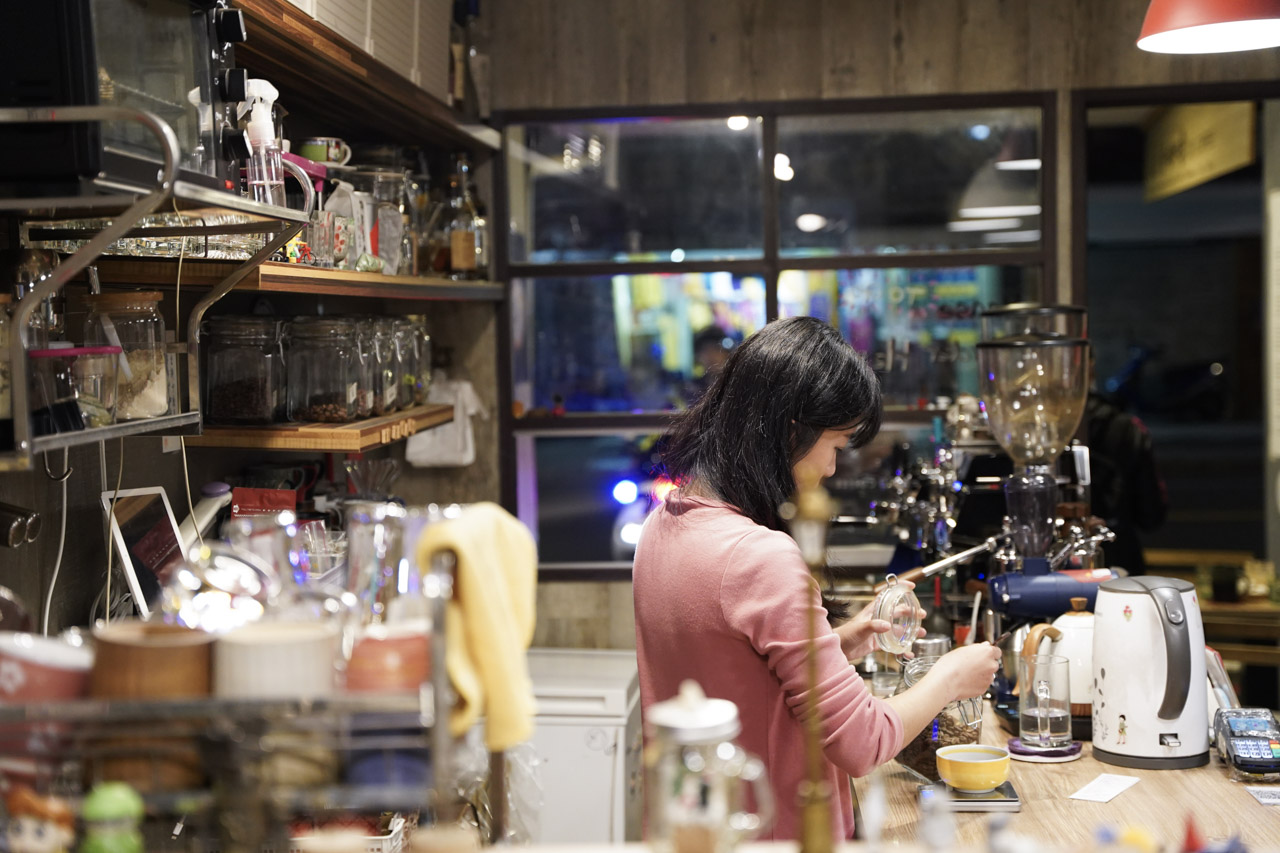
xmin=792 ymin=427 xmax=856 ymax=485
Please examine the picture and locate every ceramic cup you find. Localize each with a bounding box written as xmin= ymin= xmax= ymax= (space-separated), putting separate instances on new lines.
xmin=0 ymin=632 xmax=93 ymax=703
xmin=298 ymin=137 xmax=352 ymax=165
xmin=88 ymin=621 xmax=215 ymax=792
xmin=214 ymin=620 xmax=340 ymax=700
xmin=345 ymin=623 xmax=430 ymax=693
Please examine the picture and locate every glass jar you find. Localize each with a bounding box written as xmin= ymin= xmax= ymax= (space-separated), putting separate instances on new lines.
xmin=646 ymin=680 xmax=773 ymax=853
xmin=353 ymin=320 xmax=376 ymax=419
xmin=28 ymin=344 xmax=120 ymax=435
xmin=204 ymin=316 xmax=285 ymax=425
xmin=366 ymin=318 xmax=397 ymax=416
xmin=83 ymin=291 xmax=168 ymax=421
xmin=411 ymin=321 xmax=432 ymax=406
xmin=376 ymin=318 xmax=405 ymax=413
xmin=393 ymin=318 xmax=418 ymax=409
xmin=286 ymin=317 xmax=358 ymax=423
xmin=894 ymin=656 xmax=983 ymax=783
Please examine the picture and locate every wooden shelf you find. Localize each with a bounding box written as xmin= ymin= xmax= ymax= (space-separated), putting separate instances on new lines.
xmin=92 ymin=260 xmax=503 ymax=302
xmin=185 ymin=403 xmax=453 ymax=452
xmin=232 ymin=0 xmax=494 ymax=152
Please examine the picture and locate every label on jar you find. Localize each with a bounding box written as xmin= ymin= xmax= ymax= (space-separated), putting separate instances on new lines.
xmin=383 ymin=384 xmax=397 ymax=410
xmin=450 ymin=230 xmax=476 ymax=270
xmin=347 ymin=382 xmax=358 ymax=407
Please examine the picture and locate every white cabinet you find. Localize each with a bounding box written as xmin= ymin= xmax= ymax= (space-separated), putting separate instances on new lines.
xmin=315 ymin=0 xmax=370 ymax=51
xmin=307 ymin=0 xmax=450 ymax=100
xmin=527 ymin=648 xmax=643 ymax=844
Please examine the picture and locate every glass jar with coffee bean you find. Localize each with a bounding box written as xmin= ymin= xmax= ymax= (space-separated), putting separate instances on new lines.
xmin=376 ymin=318 xmax=406 ymax=414
xmin=204 ymin=316 xmax=285 ymax=425
xmin=367 ymin=318 xmax=398 ymax=416
xmin=353 ymin=321 xmax=376 ymax=419
xmin=893 ymin=655 xmax=983 ymax=783
xmin=286 ymin=317 xmax=358 ymax=423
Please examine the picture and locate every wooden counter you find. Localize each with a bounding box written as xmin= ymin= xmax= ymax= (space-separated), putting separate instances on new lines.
xmin=852 ymin=704 xmax=1280 ymax=850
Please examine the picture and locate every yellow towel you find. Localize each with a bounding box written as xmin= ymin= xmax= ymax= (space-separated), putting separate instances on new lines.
xmin=415 ymin=502 xmax=538 ymax=751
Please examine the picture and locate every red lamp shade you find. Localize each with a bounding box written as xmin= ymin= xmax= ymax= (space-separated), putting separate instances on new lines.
xmin=1138 ymin=0 xmax=1280 ymax=52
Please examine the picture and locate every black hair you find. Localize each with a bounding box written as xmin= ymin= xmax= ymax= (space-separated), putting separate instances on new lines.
xmin=660 ymin=316 xmax=882 ymax=531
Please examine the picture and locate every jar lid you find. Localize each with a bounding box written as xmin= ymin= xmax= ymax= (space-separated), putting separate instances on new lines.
xmin=873 ymin=574 xmax=922 ymax=655
xmin=290 ymin=316 xmax=356 ymax=337
xmin=646 ymin=680 xmax=741 ymax=745
xmin=84 ymin=290 xmax=163 ymax=307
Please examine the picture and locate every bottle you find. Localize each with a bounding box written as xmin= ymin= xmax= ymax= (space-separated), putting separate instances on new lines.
xmin=447 ymin=155 xmax=480 ymax=279
xmin=242 ymin=79 xmax=285 ymax=207
xmin=469 ymin=179 xmax=489 ymax=277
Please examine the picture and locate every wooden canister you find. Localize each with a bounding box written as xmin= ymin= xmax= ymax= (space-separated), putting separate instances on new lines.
xmin=88 ymin=620 xmax=215 ymax=792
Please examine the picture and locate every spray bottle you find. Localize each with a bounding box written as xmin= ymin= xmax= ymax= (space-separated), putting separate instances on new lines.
xmin=240 ymin=79 xmax=285 ymax=207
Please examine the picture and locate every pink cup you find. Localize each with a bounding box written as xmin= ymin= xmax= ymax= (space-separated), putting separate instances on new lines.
xmin=345 ymin=628 xmax=430 ymax=692
xmin=0 ymin=632 xmax=93 ymax=703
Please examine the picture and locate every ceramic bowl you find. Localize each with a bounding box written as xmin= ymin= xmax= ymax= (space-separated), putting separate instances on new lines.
xmin=935 ymin=744 xmax=1011 ymax=793
xmin=0 ymin=631 xmax=94 ymax=702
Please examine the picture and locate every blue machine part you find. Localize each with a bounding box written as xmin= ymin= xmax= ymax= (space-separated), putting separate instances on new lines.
xmin=988 ymin=568 xmax=1117 ymax=620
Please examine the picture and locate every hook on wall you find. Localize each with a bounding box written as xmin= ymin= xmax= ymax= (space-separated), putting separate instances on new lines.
xmin=42 ymin=451 xmax=72 ymax=483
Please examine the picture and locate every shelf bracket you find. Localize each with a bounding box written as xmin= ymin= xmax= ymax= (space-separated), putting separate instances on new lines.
xmin=0 ymin=106 xmax=180 ymax=467
xmin=186 ymin=157 xmax=315 ymax=414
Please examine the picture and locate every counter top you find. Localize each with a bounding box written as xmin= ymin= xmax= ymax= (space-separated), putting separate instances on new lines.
xmin=852 ymin=704 xmax=1280 ymax=850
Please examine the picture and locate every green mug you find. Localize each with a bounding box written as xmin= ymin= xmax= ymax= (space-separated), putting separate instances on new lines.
xmin=298 ymin=137 xmax=351 ymax=165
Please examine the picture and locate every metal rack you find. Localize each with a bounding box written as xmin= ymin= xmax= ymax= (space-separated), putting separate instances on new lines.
xmin=0 ymin=105 xmax=313 ymax=471
xmin=0 ymin=553 xmax=460 ymax=853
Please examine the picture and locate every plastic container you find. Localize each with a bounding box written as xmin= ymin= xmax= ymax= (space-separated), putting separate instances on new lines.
xmin=894 ymin=655 xmax=983 ymax=783
xmin=83 ymin=291 xmax=168 ymax=421
xmin=204 ymin=316 xmax=285 ymax=425
xmin=286 ymin=317 xmax=358 ymax=423
xmin=872 ymin=573 xmax=922 ymax=655
xmin=28 ymin=344 xmax=121 ymax=435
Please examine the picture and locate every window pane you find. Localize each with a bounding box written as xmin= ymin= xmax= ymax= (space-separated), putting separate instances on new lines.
xmin=506 ymin=117 xmax=764 ymax=263
xmin=778 ymin=108 xmax=1042 ymax=257
xmin=512 ymin=273 xmax=767 ymax=413
xmin=779 ymin=266 xmax=1041 ymax=408
xmin=523 ymin=433 xmax=665 ymax=565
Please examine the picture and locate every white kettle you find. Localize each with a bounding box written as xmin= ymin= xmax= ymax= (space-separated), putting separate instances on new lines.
xmin=1032 ymin=597 xmax=1095 ymax=720
xmin=1091 ymin=576 xmax=1209 ymax=768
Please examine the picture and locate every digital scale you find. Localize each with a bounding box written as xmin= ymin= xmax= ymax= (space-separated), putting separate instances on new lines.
xmin=918 ymin=781 xmax=1022 ymax=812
xmin=1213 ymin=708 xmax=1280 ymax=775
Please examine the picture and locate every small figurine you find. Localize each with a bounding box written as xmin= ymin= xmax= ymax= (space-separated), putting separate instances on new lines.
xmin=78 ymin=783 xmax=144 ymax=853
xmin=5 ymin=786 xmax=75 ymax=853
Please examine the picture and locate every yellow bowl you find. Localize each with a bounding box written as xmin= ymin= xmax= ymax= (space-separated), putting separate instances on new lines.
xmin=935 ymin=744 xmax=1011 ymax=793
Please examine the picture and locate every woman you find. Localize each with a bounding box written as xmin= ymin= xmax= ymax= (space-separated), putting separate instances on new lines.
xmin=634 ymin=317 xmax=1001 ymax=840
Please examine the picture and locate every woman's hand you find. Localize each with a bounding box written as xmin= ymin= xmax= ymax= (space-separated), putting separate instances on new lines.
xmin=932 ymin=642 xmax=1003 ymax=702
xmin=834 ymin=580 xmax=927 ymax=660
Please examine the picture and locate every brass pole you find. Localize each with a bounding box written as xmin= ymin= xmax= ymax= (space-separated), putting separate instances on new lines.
xmin=785 ymin=474 xmax=835 ymax=853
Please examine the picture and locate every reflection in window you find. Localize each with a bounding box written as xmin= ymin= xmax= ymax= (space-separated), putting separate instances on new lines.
xmin=778 ymin=108 xmax=1042 ymax=256
xmin=779 ymin=266 xmax=1038 ymax=408
xmin=512 ymin=273 xmax=766 ymax=413
xmin=505 ymin=118 xmax=765 ymax=263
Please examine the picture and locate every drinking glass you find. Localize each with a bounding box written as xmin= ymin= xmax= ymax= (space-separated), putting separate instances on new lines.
xmin=1018 ymin=653 xmax=1071 ymax=749
xmin=306 ymin=209 xmax=336 ymax=268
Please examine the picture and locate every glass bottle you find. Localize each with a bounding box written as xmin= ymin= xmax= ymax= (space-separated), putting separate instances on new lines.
xmin=83 ymin=291 xmax=168 ymax=421
xmin=448 ymin=155 xmax=480 ymax=279
xmin=204 ymin=316 xmax=284 ymax=425
xmin=286 ymin=317 xmax=358 ymax=423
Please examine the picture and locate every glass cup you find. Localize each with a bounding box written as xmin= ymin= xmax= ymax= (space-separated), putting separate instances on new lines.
xmin=306 ymin=209 xmax=336 ymax=268
xmin=1018 ymin=653 xmax=1071 ymax=749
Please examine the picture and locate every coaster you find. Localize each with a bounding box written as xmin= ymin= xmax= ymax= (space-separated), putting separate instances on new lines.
xmin=1007 ymin=737 xmax=1084 ymax=763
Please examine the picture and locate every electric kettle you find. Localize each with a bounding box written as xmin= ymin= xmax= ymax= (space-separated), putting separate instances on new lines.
xmin=1091 ymin=576 xmax=1209 ymax=768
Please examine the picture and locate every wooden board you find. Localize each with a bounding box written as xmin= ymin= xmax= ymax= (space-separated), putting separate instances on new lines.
xmin=853 ymin=700 xmax=1280 ymax=850
xmin=185 ymin=404 xmax=453 ymax=452
xmin=90 ymin=260 xmax=503 ymax=302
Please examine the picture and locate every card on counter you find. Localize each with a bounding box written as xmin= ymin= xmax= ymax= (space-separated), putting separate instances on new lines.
xmin=1068 ymin=774 xmax=1141 ymax=803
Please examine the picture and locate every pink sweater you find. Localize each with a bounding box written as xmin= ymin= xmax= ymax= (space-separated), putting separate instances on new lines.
xmin=633 ymin=494 xmax=904 ymax=841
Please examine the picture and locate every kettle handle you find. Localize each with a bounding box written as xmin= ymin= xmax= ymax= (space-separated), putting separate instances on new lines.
xmin=1149 ymin=587 xmax=1192 ymax=720
xmin=1012 ymin=623 xmax=1061 ymax=696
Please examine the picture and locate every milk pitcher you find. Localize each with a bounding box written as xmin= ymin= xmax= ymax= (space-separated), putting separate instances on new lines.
xmin=646 ymin=681 xmax=773 ymax=853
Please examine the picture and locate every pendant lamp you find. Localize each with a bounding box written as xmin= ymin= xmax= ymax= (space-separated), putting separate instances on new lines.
xmin=1137 ymin=0 xmax=1280 ymax=53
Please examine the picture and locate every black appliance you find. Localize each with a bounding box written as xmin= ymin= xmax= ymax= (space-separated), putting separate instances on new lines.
xmin=0 ymin=0 xmax=251 ymax=198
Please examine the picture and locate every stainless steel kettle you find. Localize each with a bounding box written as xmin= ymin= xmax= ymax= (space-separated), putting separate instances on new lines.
xmin=1091 ymin=576 xmax=1209 ymax=768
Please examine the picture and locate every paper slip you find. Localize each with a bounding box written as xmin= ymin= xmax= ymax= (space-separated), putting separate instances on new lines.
xmin=1246 ymin=786 xmax=1280 ymax=806
xmin=1069 ymin=774 xmax=1141 ymax=802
